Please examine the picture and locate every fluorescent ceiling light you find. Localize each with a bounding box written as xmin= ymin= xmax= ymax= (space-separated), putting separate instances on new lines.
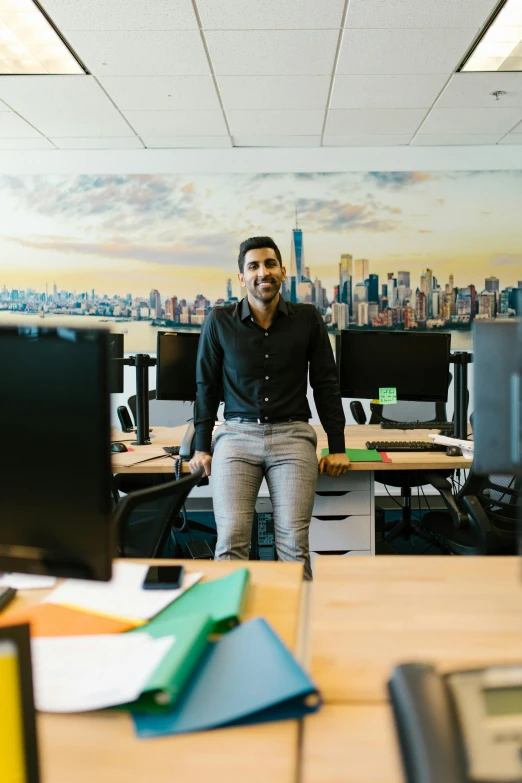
xmin=461 ymin=0 xmax=522 ymax=71
xmin=0 ymin=0 xmax=85 ymax=74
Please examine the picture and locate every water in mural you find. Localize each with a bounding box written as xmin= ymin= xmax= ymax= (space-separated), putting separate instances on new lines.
xmin=1 ymin=171 xmax=520 ymax=353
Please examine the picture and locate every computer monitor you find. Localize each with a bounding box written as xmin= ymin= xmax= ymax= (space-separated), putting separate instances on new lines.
xmin=336 ymin=330 xmax=451 ymax=402
xmin=108 ymin=332 xmax=124 ymax=394
xmin=0 ymin=326 xmax=113 ymax=580
xmin=156 ymin=331 xmax=200 ymax=401
xmin=473 ymin=319 xmax=522 ymax=475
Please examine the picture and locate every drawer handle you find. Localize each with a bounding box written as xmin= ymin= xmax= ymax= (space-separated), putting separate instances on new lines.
xmin=313 ymin=515 xmax=351 ymax=521
xmin=315 ymin=491 xmax=351 ymax=497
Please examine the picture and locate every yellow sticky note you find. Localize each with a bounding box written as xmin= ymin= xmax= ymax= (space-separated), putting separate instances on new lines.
xmin=0 ymin=641 xmax=26 ymax=783
xmin=379 ymin=387 xmax=397 ymax=405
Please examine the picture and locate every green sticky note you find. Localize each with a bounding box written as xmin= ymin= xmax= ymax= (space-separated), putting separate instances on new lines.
xmin=379 ymin=387 xmax=397 ymax=405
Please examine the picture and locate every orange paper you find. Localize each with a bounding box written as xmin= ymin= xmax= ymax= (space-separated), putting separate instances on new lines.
xmin=0 ymin=603 xmax=140 ymax=637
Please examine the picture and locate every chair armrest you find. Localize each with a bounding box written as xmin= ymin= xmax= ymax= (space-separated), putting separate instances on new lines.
xmin=422 ymin=471 xmax=468 ymax=529
xmin=460 ymin=495 xmax=492 ymax=551
xmin=350 ymin=400 xmax=367 ymax=425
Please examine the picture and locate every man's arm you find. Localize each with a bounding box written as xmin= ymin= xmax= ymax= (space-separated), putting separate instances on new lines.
xmin=308 ymin=309 xmax=349 ymax=477
xmin=190 ymin=312 xmax=223 ymax=475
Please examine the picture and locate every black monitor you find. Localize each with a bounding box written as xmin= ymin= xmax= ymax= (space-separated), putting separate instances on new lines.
xmin=336 ymin=330 xmax=451 ymax=402
xmin=156 ymin=331 xmax=200 ymax=401
xmin=108 ymin=332 xmax=124 ymax=393
xmin=0 ymin=326 xmax=113 ymax=580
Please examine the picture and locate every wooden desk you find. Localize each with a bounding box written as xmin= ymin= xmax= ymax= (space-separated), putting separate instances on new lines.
xmin=302 ymin=704 xmax=402 ymax=783
xmin=7 ymin=560 xmax=305 ymax=783
xmin=309 ymin=556 xmax=522 ymax=704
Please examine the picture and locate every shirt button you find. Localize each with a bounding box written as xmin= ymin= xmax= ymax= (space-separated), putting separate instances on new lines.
xmin=251 ymin=317 xmax=254 ymax=322
xmin=265 ymin=397 xmax=269 ymax=401
xmin=265 ymin=354 xmax=269 ymax=358
xmin=265 ymin=376 xmax=269 ymax=380
xmin=265 ymin=332 xmax=268 ymax=336
xmin=265 ymin=416 xmax=268 ymax=420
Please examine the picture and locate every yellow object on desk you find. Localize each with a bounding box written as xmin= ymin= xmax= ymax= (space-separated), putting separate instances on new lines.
xmin=0 ymin=640 xmax=26 ymax=783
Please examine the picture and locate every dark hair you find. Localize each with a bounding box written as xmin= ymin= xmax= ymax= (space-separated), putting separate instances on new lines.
xmin=237 ymin=236 xmax=282 ymax=273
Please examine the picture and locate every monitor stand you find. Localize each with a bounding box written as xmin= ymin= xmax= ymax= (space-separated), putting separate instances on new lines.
xmin=123 ymin=353 xmax=157 ymax=446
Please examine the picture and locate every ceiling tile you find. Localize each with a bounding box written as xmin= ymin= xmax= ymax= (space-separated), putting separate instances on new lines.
xmin=51 ymin=137 xmax=145 ymax=149
xmin=205 ymin=30 xmax=339 ymax=75
xmin=217 ymin=75 xmax=331 ymax=110
xmin=508 ymin=120 xmax=522 ymax=132
xmin=412 ymin=134 xmax=504 ymax=145
xmin=345 ymin=0 xmax=497 ymax=29
xmin=142 ymin=136 xmax=232 ymax=148
xmin=227 ymin=109 xmax=324 ymax=135
xmin=99 ymin=76 xmax=221 ymax=110
xmin=0 ymin=76 xmax=132 ymax=137
xmin=233 ymin=135 xmax=321 ymax=147
xmin=418 ymin=107 xmax=522 ymax=134
xmin=0 ymin=112 xmax=43 ymax=138
xmin=0 ymin=137 xmax=55 ymax=149
xmin=337 ymin=29 xmax=479 ymax=75
xmin=198 ymin=0 xmax=345 ymax=29
xmin=437 ymin=73 xmax=522 ymax=108
xmin=323 ymin=135 xmax=412 ymax=145
xmin=41 ymin=0 xmax=198 ymax=30
xmin=498 ymin=134 xmax=522 ymax=144
xmin=330 ymin=75 xmax=449 ymax=109
xmin=123 ymin=110 xmax=228 ymax=136
xmin=326 ymin=108 xmax=427 ymax=135
xmin=61 ymin=31 xmax=210 ymax=76
xmin=0 ymin=101 xmax=10 ymax=111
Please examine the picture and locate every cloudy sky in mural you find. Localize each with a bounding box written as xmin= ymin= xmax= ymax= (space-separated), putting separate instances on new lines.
xmin=1 ymin=170 xmax=520 ymax=300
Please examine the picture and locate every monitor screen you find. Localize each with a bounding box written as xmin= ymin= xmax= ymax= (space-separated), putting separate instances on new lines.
xmin=156 ymin=331 xmax=200 ymax=401
xmin=336 ymin=330 xmax=451 ymax=402
xmin=108 ymin=333 xmax=124 ymax=394
xmin=0 ymin=326 xmax=113 ymax=580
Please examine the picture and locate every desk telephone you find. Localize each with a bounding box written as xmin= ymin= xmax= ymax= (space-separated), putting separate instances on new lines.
xmin=389 ymin=662 xmax=522 ymax=783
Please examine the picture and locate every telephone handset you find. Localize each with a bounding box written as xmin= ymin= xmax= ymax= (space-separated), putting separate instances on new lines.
xmin=179 ymin=420 xmax=196 ymax=460
xmin=388 ymin=662 xmax=522 ymax=783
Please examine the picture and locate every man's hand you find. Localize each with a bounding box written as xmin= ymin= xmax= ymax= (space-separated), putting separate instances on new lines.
xmin=188 ymin=450 xmax=212 ymax=477
xmin=318 ymin=452 xmax=350 ymax=477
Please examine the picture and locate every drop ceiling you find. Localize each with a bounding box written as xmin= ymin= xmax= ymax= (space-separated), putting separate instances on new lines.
xmin=0 ymin=0 xmax=521 ymax=150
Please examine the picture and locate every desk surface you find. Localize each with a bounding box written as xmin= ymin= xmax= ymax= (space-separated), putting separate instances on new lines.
xmin=310 ymin=555 xmax=522 ymax=703
xmin=112 ymin=424 xmax=471 ymax=473
xmin=7 ymin=560 xmax=304 ymax=783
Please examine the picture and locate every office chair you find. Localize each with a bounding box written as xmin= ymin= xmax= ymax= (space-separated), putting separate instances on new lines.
xmin=350 ymin=376 xmax=455 ymax=547
xmin=113 ymin=468 xmax=204 ymax=558
xmin=421 ymin=470 xmax=520 ymax=555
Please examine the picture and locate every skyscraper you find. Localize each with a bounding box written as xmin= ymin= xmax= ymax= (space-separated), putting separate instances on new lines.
xmin=354 ymin=258 xmax=369 ymax=286
xmin=290 ymin=208 xmax=304 ymax=284
xmin=485 ymin=276 xmax=499 ymax=293
xmin=339 ymin=253 xmax=352 ymax=315
xmin=398 ymin=271 xmax=410 ymax=288
xmin=150 ymin=289 xmax=161 ymax=317
xmin=226 ymin=278 xmax=233 ymax=300
xmin=368 ymin=274 xmax=379 ymax=303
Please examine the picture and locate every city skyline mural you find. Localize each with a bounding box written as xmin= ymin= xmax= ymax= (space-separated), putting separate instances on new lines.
xmin=1 ymin=170 xmax=521 ymax=335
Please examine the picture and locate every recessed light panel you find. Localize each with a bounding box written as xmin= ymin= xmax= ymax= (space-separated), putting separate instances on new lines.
xmin=462 ymin=0 xmax=522 ymax=71
xmin=0 ymin=0 xmax=85 ymax=74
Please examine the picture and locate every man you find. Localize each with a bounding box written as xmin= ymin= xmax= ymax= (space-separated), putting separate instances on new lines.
xmin=188 ymin=236 xmax=349 ymax=580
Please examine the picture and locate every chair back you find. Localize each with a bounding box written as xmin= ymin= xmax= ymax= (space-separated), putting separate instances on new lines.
xmin=113 ymin=468 xmax=203 ymax=558
xmin=460 ymin=471 xmax=521 ymax=552
xmin=368 ymin=372 xmax=452 ymax=425
xmin=127 ymin=390 xmax=194 ymax=428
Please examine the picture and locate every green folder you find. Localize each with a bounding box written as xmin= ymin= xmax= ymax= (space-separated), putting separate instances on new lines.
xmin=146 ymin=569 xmax=251 ymax=635
xmin=321 ymin=447 xmax=383 ymax=462
xmin=127 ymin=613 xmax=213 ymax=712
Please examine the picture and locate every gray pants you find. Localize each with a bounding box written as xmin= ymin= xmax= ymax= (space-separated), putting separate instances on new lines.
xmin=211 ymin=420 xmax=318 ymax=581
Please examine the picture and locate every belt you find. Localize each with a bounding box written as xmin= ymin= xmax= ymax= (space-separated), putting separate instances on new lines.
xmin=226 ymin=416 xmax=309 ymax=424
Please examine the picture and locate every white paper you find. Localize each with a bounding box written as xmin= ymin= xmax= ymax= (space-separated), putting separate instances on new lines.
xmin=45 ymin=562 xmax=202 ymax=621
xmin=31 ymin=633 xmax=174 ymax=713
xmin=428 ymin=433 xmax=474 ymax=460
xmin=0 ymin=573 xmax=57 ymax=590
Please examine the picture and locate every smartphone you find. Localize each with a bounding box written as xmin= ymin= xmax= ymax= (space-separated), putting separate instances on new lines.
xmin=142 ymin=565 xmax=184 ymax=590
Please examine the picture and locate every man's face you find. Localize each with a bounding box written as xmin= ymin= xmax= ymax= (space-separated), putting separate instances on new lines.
xmin=238 ymin=247 xmax=286 ymax=304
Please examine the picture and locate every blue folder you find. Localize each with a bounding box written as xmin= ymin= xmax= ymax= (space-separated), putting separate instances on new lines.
xmin=132 ymin=617 xmax=321 ymax=737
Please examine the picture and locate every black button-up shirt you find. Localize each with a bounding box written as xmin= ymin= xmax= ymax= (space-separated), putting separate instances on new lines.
xmin=194 ymin=296 xmax=346 ymax=454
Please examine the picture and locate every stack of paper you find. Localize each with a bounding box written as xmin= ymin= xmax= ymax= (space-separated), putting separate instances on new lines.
xmin=0 ymin=603 xmax=140 ymax=637
xmin=45 ymin=562 xmax=202 ymax=622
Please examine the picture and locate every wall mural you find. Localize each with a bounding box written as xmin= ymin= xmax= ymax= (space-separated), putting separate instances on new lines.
xmin=0 ymin=170 xmax=520 ymax=352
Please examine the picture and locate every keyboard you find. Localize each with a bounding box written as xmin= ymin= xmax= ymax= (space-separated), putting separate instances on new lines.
xmin=162 ymin=446 xmax=180 ymax=456
xmin=366 ymin=440 xmax=448 ymax=452
xmin=380 ymin=421 xmax=454 ymax=433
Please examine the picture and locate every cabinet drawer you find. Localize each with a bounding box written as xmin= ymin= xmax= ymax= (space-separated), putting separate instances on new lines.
xmin=316 ymin=472 xmax=370 ymax=491
xmin=312 ymin=490 xmax=370 ymax=516
xmin=309 ymin=515 xmax=370 ymax=551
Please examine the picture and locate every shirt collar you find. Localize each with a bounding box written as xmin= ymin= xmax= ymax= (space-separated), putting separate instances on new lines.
xmin=239 ymin=294 xmax=289 ymax=322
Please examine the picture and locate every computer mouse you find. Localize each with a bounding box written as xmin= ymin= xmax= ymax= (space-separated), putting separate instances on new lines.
xmin=446 ymin=446 xmax=462 ymax=457
xmin=111 ymin=442 xmax=128 ymax=453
